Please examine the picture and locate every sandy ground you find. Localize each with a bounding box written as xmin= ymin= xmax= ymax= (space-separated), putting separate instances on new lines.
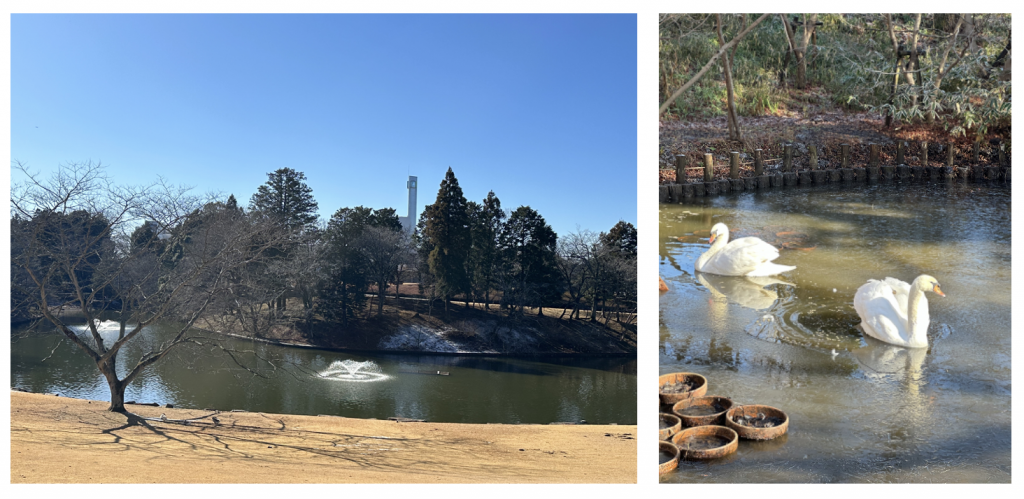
xmin=9 ymin=391 xmax=636 ymax=484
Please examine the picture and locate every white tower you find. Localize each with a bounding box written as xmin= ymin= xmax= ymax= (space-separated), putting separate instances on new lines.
xmin=399 ymin=175 xmax=418 ymax=234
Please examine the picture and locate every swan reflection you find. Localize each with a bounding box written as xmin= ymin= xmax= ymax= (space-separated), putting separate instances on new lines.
xmin=697 ymin=272 xmax=793 ymax=311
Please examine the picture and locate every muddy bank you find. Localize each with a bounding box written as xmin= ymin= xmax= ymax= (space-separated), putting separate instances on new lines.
xmin=10 ymin=391 xmax=636 ymax=484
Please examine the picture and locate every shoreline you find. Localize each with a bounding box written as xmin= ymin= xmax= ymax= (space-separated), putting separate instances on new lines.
xmin=210 ymin=329 xmax=637 ymax=358
xmin=10 ymin=391 xmax=637 ymax=483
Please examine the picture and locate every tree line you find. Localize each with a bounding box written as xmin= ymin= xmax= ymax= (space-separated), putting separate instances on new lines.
xmin=10 ymin=161 xmax=635 ymax=411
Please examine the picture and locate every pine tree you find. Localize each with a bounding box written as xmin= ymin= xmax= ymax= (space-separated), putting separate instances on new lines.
xmin=499 ymin=206 xmax=559 ymax=317
xmin=248 ymin=168 xmax=319 ymax=232
xmin=468 ymin=191 xmax=506 ymax=310
xmin=423 ymin=167 xmax=471 ymax=314
xmin=248 ymin=168 xmax=319 ymax=312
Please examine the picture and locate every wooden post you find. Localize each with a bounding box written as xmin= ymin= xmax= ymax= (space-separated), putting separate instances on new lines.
xmin=808 ymin=145 xmax=818 ymax=170
xmin=841 ymin=144 xmax=850 ymax=169
xmin=972 ymin=140 xmax=981 ymax=164
xmin=730 ymin=151 xmax=740 ymax=179
xmin=921 ymin=141 xmax=928 ymax=167
xmin=947 ymin=143 xmax=955 ymax=168
xmin=703 ymin=153 xmax=714 ymax=182
xmin=754 ymin=149 xmax=764 ymax=176
xmin=870 ymin=143 xmax=880 ymax=167
xmin=675 ymin=155 xmax=687 ymax=184
xmin=895 ymin=141 xmax=904 ymax=165
xmin=784 ymin=144 xmax=793 ymax=172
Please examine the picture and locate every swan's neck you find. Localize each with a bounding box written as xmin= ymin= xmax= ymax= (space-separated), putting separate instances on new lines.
xmin=695 ymin=232 xmax=729 ymax=271
xmin=906 ymin=286 xmax=930 ymax=346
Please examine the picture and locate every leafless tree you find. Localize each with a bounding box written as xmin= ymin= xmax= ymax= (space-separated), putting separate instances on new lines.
xmin=555 ymin=229 xmax=598 ymax=320
xmin=359 ymin=226 xmax=411 ymax=317
xmin=10 ymin=161 xmax=288 ymax=413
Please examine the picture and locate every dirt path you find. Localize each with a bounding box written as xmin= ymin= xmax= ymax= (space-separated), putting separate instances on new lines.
xmin=10 ymin=391 xmax=636 ymax=483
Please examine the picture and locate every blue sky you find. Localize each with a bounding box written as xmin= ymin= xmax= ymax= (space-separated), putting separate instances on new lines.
xmin=10 ymin=14 xmax=637 ymax=237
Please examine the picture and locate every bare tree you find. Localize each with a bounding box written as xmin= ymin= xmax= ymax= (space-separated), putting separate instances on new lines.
xmin=359 ymin=226 xmax=411 ymax=317
xmin=10 ymin=161 xmax=287 ymax=413
xmin=555 ymin=229 xmax=597 ymax=320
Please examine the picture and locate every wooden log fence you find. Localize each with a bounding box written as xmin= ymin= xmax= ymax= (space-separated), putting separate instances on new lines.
xmin=659 ymin=140 xmax=1010 ymax=203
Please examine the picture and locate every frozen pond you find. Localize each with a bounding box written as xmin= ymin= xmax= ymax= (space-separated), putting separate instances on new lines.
xmin=659 ymin=182 xmax=1010 ymax=483
xmin=12 ymin=320 xmax=637 ymax=425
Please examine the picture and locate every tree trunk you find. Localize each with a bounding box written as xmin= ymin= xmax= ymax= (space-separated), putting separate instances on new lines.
xmin=885 ymin=14 xmax=901 ymax=127
xmin=908 ymin=14 xmax=923 ymax=107
xmin=100 ymin=359 xmax=127 ymax=413
xmin=716 ymin=14 xmax=741 ymax=141
xmin=780 ymin=14 xmax=798 ymax=87
xmin=797 ymin=14 xmax=817 ymax=90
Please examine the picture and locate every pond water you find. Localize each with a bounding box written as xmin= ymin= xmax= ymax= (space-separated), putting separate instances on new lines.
xmin=659 ymin=182 xmax=1010 ymax=483
xmin=11 ymin=321 xmax=637 ymax=424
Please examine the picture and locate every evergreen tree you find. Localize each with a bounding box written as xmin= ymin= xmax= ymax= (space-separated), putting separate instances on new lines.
xmin=498 ymin=206 xmax=560 ymax=317
xmin=248 ymin=168 xmax=319 ymax=232
xmin=467 ymin=191 xmax=506 ymax=310
xmin=318 ymin=206 xmax=402 ymax=327
xmin=248 ymin=168 xmax=318 ymax=311
xmin=600 ymin=220 xmax=637 ymax=258
xmin=423 ymin=167 xmax=471 ymax=314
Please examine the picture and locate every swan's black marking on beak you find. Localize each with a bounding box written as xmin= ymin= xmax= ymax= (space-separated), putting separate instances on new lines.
xmin=933 ymin=284 xmax=945 ymax=297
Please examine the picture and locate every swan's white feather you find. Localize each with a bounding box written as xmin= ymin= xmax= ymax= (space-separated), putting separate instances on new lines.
xmin=853 ymin=276 xmax=937 ymax=348
xmin=696 ymin=227 xmax=796 ymax=277
xmin=854 ymin=279 xmax=910 ymax=346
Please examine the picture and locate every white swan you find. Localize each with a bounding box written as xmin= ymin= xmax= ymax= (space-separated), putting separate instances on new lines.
xmin=694 ymin=223 xmax=796 ymax=276
xmin=853 ymin=275 xmax=945 ymax=348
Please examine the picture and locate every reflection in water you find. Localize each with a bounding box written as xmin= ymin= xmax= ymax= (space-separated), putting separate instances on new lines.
xmin=11 ymin=321 xmax=637 ymax=424
xmin=697 ymin=272 xmax=792 ymax=310
xmin=660 ymin=183 xmax=1010 ymax=483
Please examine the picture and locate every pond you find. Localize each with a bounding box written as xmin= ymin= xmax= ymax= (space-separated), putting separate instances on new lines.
xmin=659 ymin=182 xmax=1010 ymax=483
xmin=11 ymin=321 xmax=637 ymax=425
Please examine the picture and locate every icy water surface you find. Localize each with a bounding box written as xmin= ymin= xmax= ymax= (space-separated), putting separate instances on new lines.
xmin=660 ymin=182 xmax=1010 ymax=483
xmin=11 ymin=321 xmax=637 ymax=424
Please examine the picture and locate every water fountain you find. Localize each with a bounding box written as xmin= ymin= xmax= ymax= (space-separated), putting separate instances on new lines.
xmin=318 ymin=359 xmax=389 ymax=382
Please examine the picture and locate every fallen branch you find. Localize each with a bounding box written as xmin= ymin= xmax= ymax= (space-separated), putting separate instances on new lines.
xmin=659 ymin=13 xmax=771 ymax=115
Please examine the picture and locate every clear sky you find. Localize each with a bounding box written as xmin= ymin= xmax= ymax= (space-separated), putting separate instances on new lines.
xmin=10 ymin=13 xmax=637 ymax=237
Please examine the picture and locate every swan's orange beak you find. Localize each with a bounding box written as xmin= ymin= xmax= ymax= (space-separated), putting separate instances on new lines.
xmin=709 ymin=233 xmax=717 ymax=244
xmin=933 ymin=284 xmax=945 ymax=297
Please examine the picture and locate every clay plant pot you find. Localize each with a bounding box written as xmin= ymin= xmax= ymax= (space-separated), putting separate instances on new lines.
xmin=659 ymin=441 xmax=680 ymax=475
xmin=659 ymin=413 xmax=682 ymax=440
xmin=658 ymin=372 xmax=708 ymax=405
xmin=672 ymin=396 xmax=733 ymax=427
xmin=671 ymin=425 xmax=738 ymax=460
xmin=725 ymin=404 xmax=789 ymax=441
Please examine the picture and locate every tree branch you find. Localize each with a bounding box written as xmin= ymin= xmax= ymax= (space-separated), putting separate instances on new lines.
xmin=659 ymin=13 xmax=771 ymax=115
